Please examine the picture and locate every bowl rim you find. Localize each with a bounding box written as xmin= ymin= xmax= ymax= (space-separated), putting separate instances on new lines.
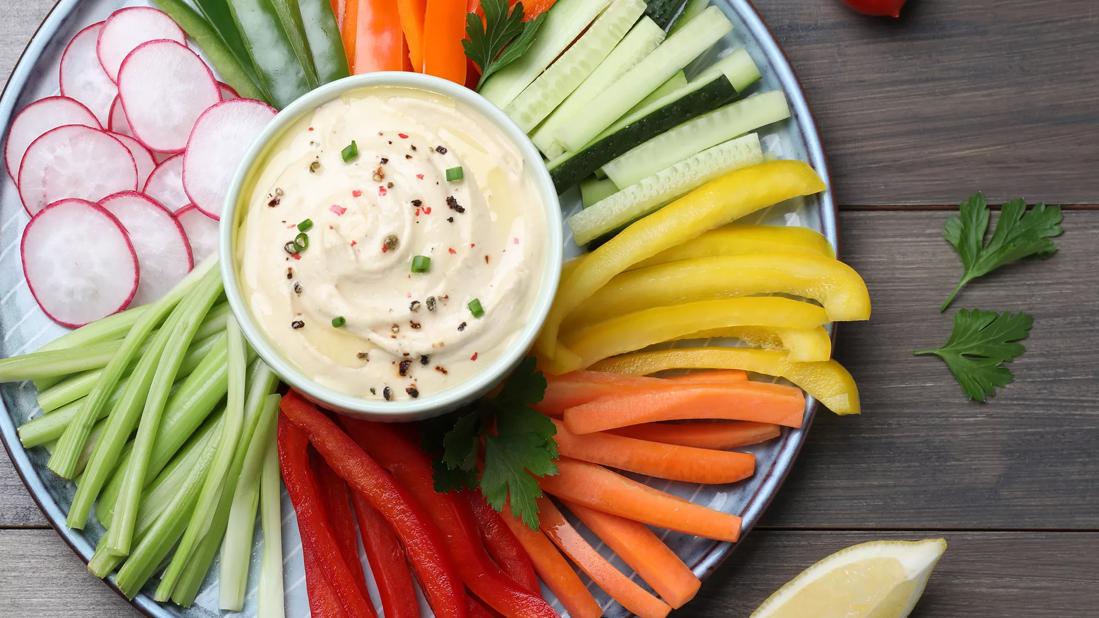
xmin=219 ymin=72 xmax=564 ymax=421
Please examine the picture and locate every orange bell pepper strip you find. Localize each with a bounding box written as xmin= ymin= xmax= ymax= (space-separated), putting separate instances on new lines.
xmin=398 ymin=0 xmax=427 ymax=71
xmin=423 ymin=0 xmax=468 ymax=83
xmin=349 ymin=0 xmax=405 ymax=73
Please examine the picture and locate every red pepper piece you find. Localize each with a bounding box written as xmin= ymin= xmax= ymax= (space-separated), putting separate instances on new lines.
xmin=340 ymin=418 xmax=557 ymax=618
xmin=312 ymin=450 xmax=372 ymax=604
xmin=304 ymin=552 xmax=349 ymax=618
xmin=467 ymin=492 xmax=540 ymax=594
xmin=351 ymin=491 xmax=421 ymax=618
xmin=467 ymin=595 xmax=498 ymax=618
xmin=278 ymin=419 xmax=376 ymax=617
xmin=280 ymin=392 xmax=467 ymax=618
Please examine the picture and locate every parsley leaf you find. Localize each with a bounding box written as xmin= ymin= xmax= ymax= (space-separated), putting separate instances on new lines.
xmin=941 ymin=193 xmax=1063 ymax=311
xmin=463 ymin=0 xmax=548 ymax=90
xmin=915 ymin=309 xmax=1033 ymax=402
xmin=430 ymin=357 xmax=558 ymax=528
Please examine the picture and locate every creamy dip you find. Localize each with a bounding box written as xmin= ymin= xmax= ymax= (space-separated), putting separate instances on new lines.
xmin=236 ymin=86 xmax=547 ymax=401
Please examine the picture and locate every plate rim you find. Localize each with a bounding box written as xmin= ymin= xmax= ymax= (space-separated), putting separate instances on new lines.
xmin=0 ymin=0 xmax=838 ymax=615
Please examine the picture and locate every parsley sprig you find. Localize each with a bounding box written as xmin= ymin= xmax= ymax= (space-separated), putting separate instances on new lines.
xmin=464 ymin=0 xmax=548 ymax=90
xmin=427 ymin=358 xmax=558 ymax=528
xmin=941 ymin=193 xmax=1063 ymax=311
xmin=915 ymin=309 xmax=1033 ymax=402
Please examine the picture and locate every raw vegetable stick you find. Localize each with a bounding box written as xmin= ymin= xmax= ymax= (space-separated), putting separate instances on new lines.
xmin=398 ymin=0 xmax=427 ymax=71
xmin=613 ymin=421 xmax=781 ymax=450
xmin=349 ymin=0 xmax=404 ymax=73
xmin=541 ymin=458 xmax=743 ymax=542
xmin=300 ymin=0 xmax=352 ymax=83
xmin=668 ymin=369 xmax=750 ymax=385
xmin=671 ymin=325 xmax=833 ymax=364
xmin=499 ymin=506 xmax=602 ymax=618
xmin=312 ymin=451 xmax=373 ymax=604
xmin=227 ymin=0 xmax=314 ymax=108
xmin=351 ymin=493 xmax=421 ymax=618
xmin=537 ymin=370 xmax=746 ymax=415
xmin=467 ymin=492 xmax=541 ymax=594
xmin=269 ymin=0 xmax=321 ymax=88
xmin=181 ymin=0 xmax=270 ymax=101
xmin=423 ymin=0 xmax=467 ymax=83
xmin=631 ymin=224 xmax=836 ymax=269
xmin=258 ymin=429 xmax=286 ymax=618
xmin=566 ymin=501 xmax=700 ymax=608
xmin=565 ymin=381 xmax=807 ymax=434
xmin=539 ymin=498 xmax=672 ymax=618
xmin=551 ymin=418 xmax=756 ymax=484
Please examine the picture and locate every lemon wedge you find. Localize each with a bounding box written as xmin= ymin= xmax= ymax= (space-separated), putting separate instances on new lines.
xmin=751 ymin=538 xmax=948 ymax=618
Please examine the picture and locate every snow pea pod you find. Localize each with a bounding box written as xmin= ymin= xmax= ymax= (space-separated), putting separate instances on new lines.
xmin=161 ymin=0 xmax=268 ymax=102
xmin=228 ymin=0 xmax=314 ymax=109
xmin=270 ymin=0 xmax=321 ymax=88
xmin=298 ymin=0 xmax=351 ymax=83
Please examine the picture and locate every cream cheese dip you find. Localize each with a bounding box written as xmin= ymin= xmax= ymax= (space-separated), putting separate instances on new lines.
xmin=235 ymin=86 xmax=548 ymax=401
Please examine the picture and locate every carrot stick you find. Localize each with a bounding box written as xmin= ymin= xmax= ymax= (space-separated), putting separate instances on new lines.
xmin=331 ymin=0 xmax=348 ymax=31
xmin=340 ymin=0 xmax=358 ymax=66
xmin=540 ymin=459 xmax=742 ymax=542
xmin=564 ymin=382 xmax=806 ymax=435
xmin=499 ymin=507 xmax=602 ymax=618
xmin=565 ymin=501 xmax=700 ymax=609
xmin=351 ymin=0 xmax=405 ymax=73
xmin=551 ymin=419 xmax=755 ymax=484
xmin=613 ymin=421 xmax=781 ymax=450
xmin=467 ymin=492 xmax=540 ymax=594
xmin=397 ymin=0 xmax=426 ymax=71
xmin=423 ymin=0 xmax=467 ymax=83
xmin=539 ymin=499 xmax=671 ymax=618
xmin=538 ymin=370 xmax=747 ymax=416
xmin=523 ymin=0 xmax=557 ymax=20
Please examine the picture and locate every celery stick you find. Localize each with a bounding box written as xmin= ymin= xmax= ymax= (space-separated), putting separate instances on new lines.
xmin=38 ymin=305 xmax=149 ymax=354
xmin=257 ymin=423 xmax=284 ymax=618
xmin=20 ymin=387 xmax=121 ymax=448
xmin=0 ymin=340 xmax=122 ymax=382
xmin=49 ymin=260 xmax=217 ymax=479
xmin=220 ymin=392 xmax=280 ymax=611
xmin=155 ymin=317 xmax=248 ymax=599
xmin=106 ymin=268 xmax=224 ymax=554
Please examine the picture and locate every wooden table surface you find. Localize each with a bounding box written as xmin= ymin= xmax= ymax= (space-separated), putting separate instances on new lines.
xmin=2 ymin=1 xmax=1098 ymax=616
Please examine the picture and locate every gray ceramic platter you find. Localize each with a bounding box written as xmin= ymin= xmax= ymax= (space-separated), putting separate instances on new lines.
xmin=0 ymin=1 xmax=836 ymax=616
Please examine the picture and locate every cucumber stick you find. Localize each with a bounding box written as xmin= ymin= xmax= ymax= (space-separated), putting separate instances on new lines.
xmin=670 ymin=0 xmax=709 ymax=34
xmin=581 ymin=177 xmax=620 ymax=207
xmin=645 ymin=0 xmax=689 ymax=29
xmin=507 ymin=0 xmax=645 ymax=133
xmin=557 ymin=5 xmax=733 ymax=152
xmin=604 ymin=90 xmax=790 ymax=188
xmin=480 ymin=0 xmax=613 ymax=109
xmin=532 ymin=17 xmax=665 ymax=158
xmin=633 ymin=71 xmax=687 ymax=110
xmin=569 ymin=134 xmax=763 ymax=244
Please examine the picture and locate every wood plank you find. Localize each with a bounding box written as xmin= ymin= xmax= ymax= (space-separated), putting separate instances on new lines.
xmin=753 ymin=0 xmax=1099 ymax=206
xmin=764 ymin=210 xmax=1099 ymax=529
xmin=685 ymin=530 xmax=1099 ymax=617
xmin=0 ymin=445 xmax=45 ymax=527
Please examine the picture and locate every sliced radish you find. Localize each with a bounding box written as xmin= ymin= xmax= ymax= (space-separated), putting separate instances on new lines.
xmin=108 ymin=96 xmax=133 ymax=137
xmin=175 ymin=204 xmax=219 ymax=263
xmin=100 ymin=192 xmax=193 ymax=306
xmin=218 ymin=82 xmax=239 ymax=100
xmin=117 ymin=40 xmax=219 ymax=153
xmin=97 ymin=7 xmax=186 ymax=82
xmin=183 ymin=99 xmax=276 ymax=219
xmin=18 ymin=125 xmax=137 ymax=216
xmin=22 ymin=199 xmax=138 ymax=327
xmin=59 ymin=23 xmax=117 ymax=126
xmin=5 ymin=96 xmax=100 ymax=182
xmin=109 ymin=133 xmax=156 ymax=187
xmin=143 ymin=154 xmax=188 ymax=212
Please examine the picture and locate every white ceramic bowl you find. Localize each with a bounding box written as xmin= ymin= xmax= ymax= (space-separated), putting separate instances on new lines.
xmin=220 ymin=72 xmax=563 ymax=421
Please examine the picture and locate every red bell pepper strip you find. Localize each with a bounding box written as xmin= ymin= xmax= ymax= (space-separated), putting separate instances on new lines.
xmin=278 ymin=419 xmax=376 ymax=618
xmin=341 ymin=418 xmax=557 ymax=618
xmin=351 ymin=492 xmax=421 ymax=618
xmin=351 ymin=0 xmax=405 ymax=73
xmin=280 ymin=392 xmax=467 ymax=618
xmin=312 ymin=451 xmax=372 ymax=604
xmin=467 ymin=596 xmax=497 ymax=618
xmin=422 ymin=0 xmax=467 ymax=83
xmin=304 ymin=552 xmax=349 ymax=618
xmin=467 ymin=492 xmax=540 ymax=594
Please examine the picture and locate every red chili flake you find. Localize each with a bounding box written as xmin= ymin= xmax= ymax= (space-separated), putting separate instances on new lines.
xmin=307 ymin=127 xmax=314 ymax=132
xmin=398 ymin=133 xmax=409 ymax=139
xmin=378 ymin=186 xmax=388 ymax=197
xmin=350 ymin=240 xmax=357 ymax=247
xmin=416 ymin=173 xmax=425 ymax=180
xmin=470 ymin=352 xmax=479 ymax=361
xmin=352 ymin=190 xmax=362 ymax=198
xmin=292 ymin=254 xmax=302 ymax=261
xmin=330 ymin=204 xmax=347 ymax=216
xmin=513 ymin=237 xmax=520 ymax=245
xmin=422 ymin=206 xmax=432 ymax=215
xmin=470 ymin=242 xmax=476 ymax=248
xmin=414 ymin=208 xmax=421 ymax=216
xmin=448 ymin=247 xmax=457 ymax=255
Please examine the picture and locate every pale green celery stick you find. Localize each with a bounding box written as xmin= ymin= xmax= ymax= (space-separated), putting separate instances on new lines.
xmin=0 ymin=340 xmax=122 ymax=382
xmin=194 ymin=301 xmax=230 ymax=341
xmin=95 ymin=335 xmax=231 ymax=528
xmin=107 ymin=268 xmax=224 ymax=555
xmin=32 ymin=304 xmax=150 ymax=391
xmin=220 ymin=392 xmax=280 ymax=611
xmin=49 ymin=260 xmax=217 ymax=479
xmin=155 ymin=317 xmax=248 ymax=599
xmin=257 ymin=419 xmax=284 ymax=618
xmin=20 ymin=384 xmax=123 ymax=448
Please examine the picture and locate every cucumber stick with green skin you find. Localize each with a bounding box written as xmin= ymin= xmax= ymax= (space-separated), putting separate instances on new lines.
xmin=604 ymin=90 xmax=790 ymax=188
xmin=228 ymin=0 xmax=313 ymax=108
xmin=506 ymin=0 xmax=646 ymax=132
xmin=645 ymin=0 xmax=690 ymax=29
xmin=557 ymin=5 xmax=733 ymax=152
xmin=480 ymin=0 xmax=613 ymax=109
xmin=532 ymin=17 xmax=666 ymax=159
xmin=297 ymin=0 xmax=350 ymax=84
xmin=633 ymin=71 xmax=688 ymax=110
xmin=269 ymin=0 xmax=320 ymax=88
xmin=569 ymin=133 xmax=764 ymax=244
xmin=669 ymin=0 xmax=709 ymax=33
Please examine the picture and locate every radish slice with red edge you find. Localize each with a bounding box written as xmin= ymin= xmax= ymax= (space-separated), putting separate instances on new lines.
xmin=183 ymin=99 xmax=275 ymax=219
xmin=143 ymin=154 xmax=188 ymax=212
xmin=5 ymin=96 xmax=100 ymax=182
xmin=108 ymin=96 xmax=133 ymax=137
xmin=100 ymin=192 xmax=194 ymax=305
xmin=175 ymin=204 xmax=219 ymax=263
xmin=218 ymin=82 xmax=239 ymax=101
xmin=97 ymin=7 xmax=186 ymax=82
xmin=118 ymin=40 xmax=219 ymax=153
xmin=59 ymin=23 xmax=117 ymax=126
xmin=22 ymin=199 xmax=138 ymax=327
xmin=18 ymin=125 xmax=137 ymax=216
xmin=109 ymin=133 xmax=155 ymax=187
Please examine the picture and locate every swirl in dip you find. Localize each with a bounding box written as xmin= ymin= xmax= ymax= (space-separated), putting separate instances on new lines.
xmin=235 ymin=86 xmax=548 ymax=401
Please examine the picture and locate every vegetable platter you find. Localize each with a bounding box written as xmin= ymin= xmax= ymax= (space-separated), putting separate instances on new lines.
xmin=0 ymin=0 xmax=856 ymax=617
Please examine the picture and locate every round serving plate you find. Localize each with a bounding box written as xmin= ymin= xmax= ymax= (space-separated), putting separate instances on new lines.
xmin=0 ymin=1 xmax=835 ymax=616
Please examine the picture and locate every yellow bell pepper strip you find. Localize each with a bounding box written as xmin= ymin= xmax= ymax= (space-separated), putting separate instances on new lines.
xmin=674 ymin=326 xmax=833 ymax=363
xmin=632 ymin=223 xmax=835 ymax=270
xmin=559 ymin=297 xmax=829 ymax=372
xmin=591 ymin=347 xmax=860 ymax=415
xmin=536 ymin=160 xmax=827 ymax=365
xmin=563 ymin=252 xmax=871 ymax=330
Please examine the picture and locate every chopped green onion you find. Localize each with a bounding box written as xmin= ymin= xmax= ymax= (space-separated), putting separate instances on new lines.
xmin=331 ymin=316 xmax=346 ymax=328
xmin=411 ymin=255 xmax=432 ymax=273
xmin=283 ymin=241 xmax=299 ymax=255
xmin=446 ymin=166 xmax=464 ymax=182
xmin=297 ymin=219 xmax=313 ymax=232
xmin=342 ymin=141 xmax=359 ymax=162
xmin=468 ymin=298 xmax=485 ymax=318
xmin=295 ymin=232 xmax=309 ymax=251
